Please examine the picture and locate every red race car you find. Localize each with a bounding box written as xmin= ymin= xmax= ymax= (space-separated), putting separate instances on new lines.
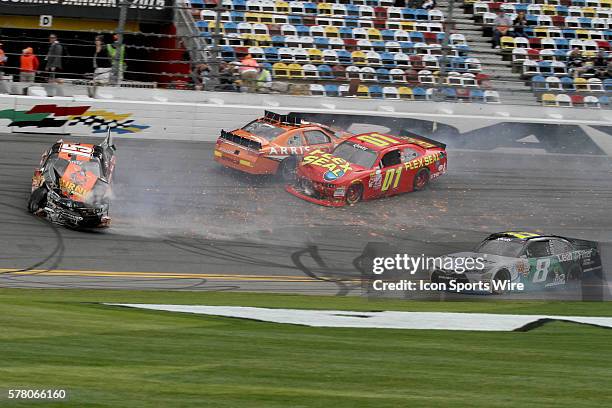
xmin=286 ymin=132 xmax=447 ymax=207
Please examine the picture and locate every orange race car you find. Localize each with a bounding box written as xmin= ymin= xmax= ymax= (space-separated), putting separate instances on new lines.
xmin=214 ymin=111 xmax=352 ymax=180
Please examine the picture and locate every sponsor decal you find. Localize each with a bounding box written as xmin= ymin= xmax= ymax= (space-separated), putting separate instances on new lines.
xmin=266 ymin=146 xmax=312 ymax=157
xmin=303 ymin=149 xmax=352 ymax=181
xmin=0 ymin=104 xmax=149 ymax=134
xmin=404 ymin=152 xmax=442 ymax=171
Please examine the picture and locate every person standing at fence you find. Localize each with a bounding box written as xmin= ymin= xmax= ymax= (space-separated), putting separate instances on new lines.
xmin=45 ymin=34 xmax=63 ymax=82
xmin=19 ymin=47 xmax=39 ymax=83
xmin=0 ymin=42 xmax=6 ymax=76
xmin=107 ymin=33 xmax=126 ymax=82
xmin=93 ymin=35 xmax=112 ymax=85
xmin=239 ymin=54 xmax=259 ymax=93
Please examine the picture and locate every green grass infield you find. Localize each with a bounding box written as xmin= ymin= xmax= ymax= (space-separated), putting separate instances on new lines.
xmin=1 ymin=289 xmax=611 ymax=408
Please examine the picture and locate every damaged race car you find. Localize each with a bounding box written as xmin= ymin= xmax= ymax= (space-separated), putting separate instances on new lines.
xmin=430 ymin=231 xmax=602 ymax=294
xmin=214 ymin=111 xmax=351 ymax=180
xmin=28 ymin=130 xmax=116 ymax=229
xmin=286 ymin=132 xmax=447 ymax=206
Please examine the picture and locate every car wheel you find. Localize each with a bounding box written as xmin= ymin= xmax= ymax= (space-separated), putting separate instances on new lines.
xmin=430 ymin=270 xmax=443 ymax=284
xmin=413 ymin=168 xmax=430 ymax=191
xmin=491 ymin=269 xmax=511 ymax=295
xmin=346 ymin=183 xmax=363 ymax=205
xmin=278 ymin=157 xmax=297 ymax=182
xmin=28 ymin=186 xmax=48 ymax=214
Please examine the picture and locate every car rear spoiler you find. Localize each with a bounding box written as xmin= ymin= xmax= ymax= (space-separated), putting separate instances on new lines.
xmin=405 ymin=132 xmax=446 ymax=150
xmin=263 ymin=110 xmax=302 ymax=126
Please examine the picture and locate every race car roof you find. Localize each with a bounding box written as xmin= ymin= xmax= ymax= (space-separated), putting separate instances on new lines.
xmin=488 ymin=231 xmax=545 ymax=241
xmin=345 ymin=132 xmax=446 ymax=152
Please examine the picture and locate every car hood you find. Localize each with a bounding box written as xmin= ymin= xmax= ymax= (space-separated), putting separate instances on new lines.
xmin=298 ymin=150 xmax=366 ymax=183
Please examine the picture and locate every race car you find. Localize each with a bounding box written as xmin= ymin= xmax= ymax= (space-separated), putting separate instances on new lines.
xmin=214 ymin=111 xmax=351 ymax=180
xmin=286 ymin=132 xmax=447 ymax=206
xmin=27 ymin=130 xmax=116 ymax=229
xmin=430 ymin=231 xmax=602 ymax=294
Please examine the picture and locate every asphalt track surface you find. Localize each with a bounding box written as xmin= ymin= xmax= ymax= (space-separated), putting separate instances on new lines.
xmin=1 ymin=131 xmax=611 ymax=298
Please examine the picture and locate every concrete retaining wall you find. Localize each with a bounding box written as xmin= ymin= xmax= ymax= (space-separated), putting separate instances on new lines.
xmin=2 ymin=89 xmax=612 ymax=142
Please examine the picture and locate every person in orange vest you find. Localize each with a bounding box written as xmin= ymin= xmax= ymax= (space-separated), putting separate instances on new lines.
xmin=0 ymin=42 xmax=7 ymax=76
xmin=20 ymin=47 xmax=39 ymax=83
xmin=239 ymin=54 xmax=259 ymax=93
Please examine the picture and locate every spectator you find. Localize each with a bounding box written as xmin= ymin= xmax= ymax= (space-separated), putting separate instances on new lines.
xmin=93 ymin=35 xmax=112 ymax=85
xmin=422 ymin=0 xmax=436 ymax=10
xmin=45 ymin=34 xmax=63 ymax=82
xmin=192 ymin=63 xmax=211 ymax=90
xmin=0 ymin=42 xmax=6 ymax=75
xmin=19 ymin=47 xmax=39 ymax=83
xmin=239 ymin=54 xmax=259 ymax=92
xmin=492 ymin=11 xmax=512 ymax=49
xmin=567 ymin=47 xmax=583 ymax=77
xmin=256 ymin=67 xmax=272 ymax=93
xmin=513 ymin=11 xmax=528 ymax=38
xmin=421 ymin=0 xmax=435 ymax=9
xmin=573 ymin=59 xmax=596 ymax=78
xmin=107 ymin=33 xmax=126 ymax=82
xmin=606 ymin=59 xmax=612 ymax=78
xmin=219 ymin=62 xmax=237 ymax=91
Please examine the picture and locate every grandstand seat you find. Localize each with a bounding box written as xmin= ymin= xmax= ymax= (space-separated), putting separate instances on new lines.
xmin=273 ymin=62 xmax=289 ymax=78
xmin=398 ymin=86 xmax=413 ymax=100
xmin=318 ymin=65 xmax=333 ymax=79
xmin=546 ymin=76 xmax=563 ymax=90
xmin=303 ymin=64 xmax=319 ymax=79
xmin=383 ymin=86 xmax=399 ymax=99
xmin=542 ymin=93 xmax=558 ymax=106
xmin=288 ymin=63 xmax=304 ymax=78
xmin=310 ymin=83 xmax=325 ymax=96
xmin=443 ymin=87 xmax=457 ymax=101
xmin=557 ymin=93 xmax=573 ymax=106
xmin=357 ymin=84 xmax=370 ymax=98
xmin=571 ymin=94 xmax=585 ymax=106
xmin=324 ymin=84 xmax=339 ymax=97
xmin=484 ymin=90 xmax=501 ymax=103
xmin=332 ymin=65 xmax=346 ymax=80
xmin=413 ymin=87 xmax=427 ymax=101
xmin=369 ymin=85 xmax=383 ymax=99
xmin=532 ymin=75 xmax=547 ymax=91
xmin=584 ymin=95 xmax=600 ymax=108
xmin=470 ymin=89 xmax=486 ymax=103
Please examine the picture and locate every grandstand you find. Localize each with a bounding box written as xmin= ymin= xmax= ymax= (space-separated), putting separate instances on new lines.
xmin=178 ymin=0 xmax=502 ymax=103
xmin=464 ymin=0 xmax=612 ymax=107
xmin=2 ymin=0 xmax=611 ymax=107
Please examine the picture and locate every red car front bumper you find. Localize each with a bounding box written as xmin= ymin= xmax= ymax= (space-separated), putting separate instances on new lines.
xmin=285 ymin=184 xmax=346 ymax=207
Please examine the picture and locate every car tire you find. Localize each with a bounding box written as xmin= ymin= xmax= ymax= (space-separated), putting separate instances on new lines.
xmin=345 ymin=183 xmax=363 ymax=205
xmin=278 ymin=157 xmax=297 ymax=182
xmin=413 ymin=168 xmax=430 ymax=191
xmin=28 ymin=186 xmax=48 ymax=214
xmin=491 ymin=269 xmax=511 ymax=295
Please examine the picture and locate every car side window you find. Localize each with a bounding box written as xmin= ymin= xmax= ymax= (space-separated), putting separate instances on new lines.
xmin=380 ymin=149 xmax=402 ymax=168
xmin=287 ymin=133 xmax=302 ymax=146
xmin=304 ymin=130 xmax=331 ymax=145
xmin=401 ymin=147 xmax=420 ymax=162
xmin=550 ymin=239 xmax=573 ymax=255
xmin=526 ymin=240 xmax=552 ymax=258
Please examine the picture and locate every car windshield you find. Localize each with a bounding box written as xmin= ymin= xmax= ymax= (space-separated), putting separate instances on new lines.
xmin=332 ymin=141 xmax=378 ymax=169
xmin=476 ymin=238 xmax=525 ymax=258
xmin=242 ymin=121 xmax=286 ymax=140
